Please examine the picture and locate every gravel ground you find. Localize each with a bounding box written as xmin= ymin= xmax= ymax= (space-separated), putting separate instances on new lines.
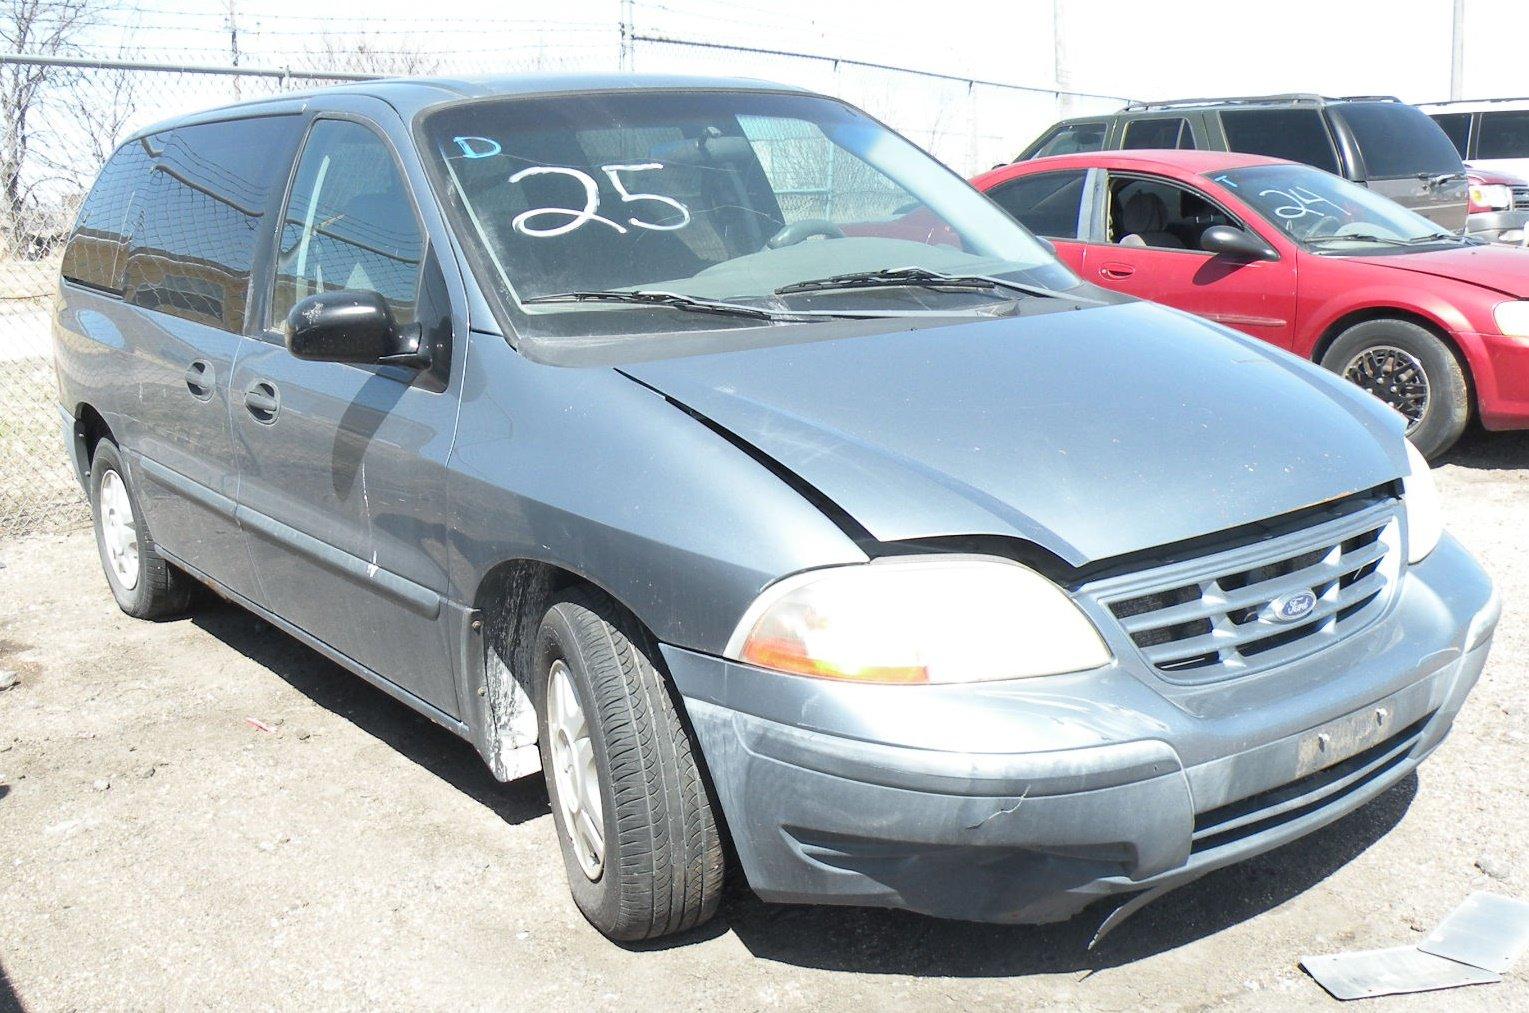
xmin=1 ymin=429 xmax=1526 ymax=1012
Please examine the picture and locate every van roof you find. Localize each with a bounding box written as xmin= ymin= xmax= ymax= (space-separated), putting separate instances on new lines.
xmin=1122 ymin=93 xmax=1402 ymax=112
xmin=1418 ymin=97 xmax=1529 ymax=113
xmin=129 ymin=72 xmax=809 ymax=139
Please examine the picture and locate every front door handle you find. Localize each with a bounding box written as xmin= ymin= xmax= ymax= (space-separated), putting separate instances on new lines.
xmin=243 ymin=380 xmax=280 ymax=424
xmin=1098 ymin=262 xmax=1136 ymax=280
xmin=185 ymin=359 xmax=213 ymax=400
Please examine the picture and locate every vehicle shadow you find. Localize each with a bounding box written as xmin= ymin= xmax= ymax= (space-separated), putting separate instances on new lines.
xmin=705 ymin=773 xmax=1419 ymax=976
xmin=1439 ymin=426 xmax=1529 ymax=470
xmin=189 ymin=603 xmax=550 ymax=827
xmin=0 ymin=953 xmax=22 ymax=1013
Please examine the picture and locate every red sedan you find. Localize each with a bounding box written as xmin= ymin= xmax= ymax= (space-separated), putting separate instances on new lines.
xmin=972 ymin=150 xmax=1529 ymax=457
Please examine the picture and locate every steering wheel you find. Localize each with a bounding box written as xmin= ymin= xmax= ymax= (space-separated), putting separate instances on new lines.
xmin=1303 ymin=214 xmax=1345 ymax=239
xmin=767 ymin=219 xmax=846 ymax=248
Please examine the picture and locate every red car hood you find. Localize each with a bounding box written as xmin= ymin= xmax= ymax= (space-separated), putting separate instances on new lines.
xmin=1348 ymin=244 xmax=1529 ymax=298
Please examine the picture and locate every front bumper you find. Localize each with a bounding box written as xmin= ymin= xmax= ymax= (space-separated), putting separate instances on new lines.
xmin=1465 ymin=209 xmax=1529 ymax=245
xmin=662 ymin=533 xmax=1498 ymax=925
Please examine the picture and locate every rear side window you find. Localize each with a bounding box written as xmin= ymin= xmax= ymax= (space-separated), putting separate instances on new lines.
xmin=986 ymin=170 xmax=1089 ymax=239
xmin=61 ymin=139 xmax=153 ymax=293
xmin=1219 ymin=108 xmax=1340 ymax=175
xmin=1029 ymin=121 xmax=1107 ymax=158
xmin=1332 ymin=103 xmax=1463 ymax=178
xmin=1431 ymin=112 xmax=1472 ymax=157
xmin=1477 ymin=110 xmax=1529 ymax=160
xmin=121 ymin=115 xmax=302 ymax=332
xmin=1122 ymin=117 xmax=1192 ymax=150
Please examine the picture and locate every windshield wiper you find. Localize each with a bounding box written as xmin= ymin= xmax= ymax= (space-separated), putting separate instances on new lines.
xmin=524 ymin=289 xmax=806 ymax=322
xmin=1305 ymin=233 xmax=1411 ymax=248
xmin=1404 ymin=231 xmax=1476 ymax=245
xmin=774 ymin=266 xmax=1088 ymax=303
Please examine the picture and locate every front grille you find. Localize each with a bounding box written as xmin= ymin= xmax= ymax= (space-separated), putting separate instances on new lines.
xmin=1189 ymin=712 xmax=1431 ymax=854
xmin=1087 ymin=499 xmax=1401 ymax=682
xmin=1513 ymin=185 xmax=1529 ymax=211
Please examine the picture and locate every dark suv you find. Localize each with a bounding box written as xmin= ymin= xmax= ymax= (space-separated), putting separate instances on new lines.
xmin=1019 ymin=94 xmax=1469 ymax=231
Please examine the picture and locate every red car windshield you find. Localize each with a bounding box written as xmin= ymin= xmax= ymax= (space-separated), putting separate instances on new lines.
xmin=1207 ymin=164 xmax=1464 ymax=252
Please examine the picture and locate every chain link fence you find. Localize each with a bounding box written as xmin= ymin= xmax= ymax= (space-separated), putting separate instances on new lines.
xmin=0 ymin=48 xmax=1122 ymax=539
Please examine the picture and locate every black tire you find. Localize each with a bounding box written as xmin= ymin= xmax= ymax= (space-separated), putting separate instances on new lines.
xmin=88 ymin=439 xmax=194 ymax=620
xmin=1319 ymin=318 xmax=1470 ymax=460
xmin=533 ymin=588 xmax=724 ymax=941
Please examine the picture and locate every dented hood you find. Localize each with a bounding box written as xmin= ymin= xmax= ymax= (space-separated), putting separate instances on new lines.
xmin=622 ymin=302 xmax=1407 ymax=566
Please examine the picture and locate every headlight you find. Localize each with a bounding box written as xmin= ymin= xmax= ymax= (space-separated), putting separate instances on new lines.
xmin=1469 ymin=182 xmax=1513 ymax=212
xmin=725 ymin=556 xmax=1112 ymax=684
xmin=1493 ymin=300 xmax=1529 ymax=339
xmin=1403 ymin=440 xmax=1443 ymax=564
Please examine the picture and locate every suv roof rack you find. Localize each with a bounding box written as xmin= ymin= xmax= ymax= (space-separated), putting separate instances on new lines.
xmin=1123 ymin=93 xmax=1401 ymax=112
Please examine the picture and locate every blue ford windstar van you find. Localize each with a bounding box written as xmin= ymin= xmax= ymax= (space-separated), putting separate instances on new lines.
xmin=54 ymin=75 xmax=1497 ymax=941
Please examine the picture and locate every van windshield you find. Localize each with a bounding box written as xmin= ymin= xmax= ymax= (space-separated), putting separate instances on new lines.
xmin=1208 ymin=163 xmax=1471 ymax=253
xmin=420 ymin=90 xmax=1080 ymax=336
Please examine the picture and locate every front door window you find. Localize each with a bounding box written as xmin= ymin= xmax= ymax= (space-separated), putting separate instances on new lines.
xmin=273 ymin=120 xmax=425 ymax=328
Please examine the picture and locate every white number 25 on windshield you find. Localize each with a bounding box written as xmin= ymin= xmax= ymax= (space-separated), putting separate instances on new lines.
xmin=509 ymin=163 xmax=692 ymax=238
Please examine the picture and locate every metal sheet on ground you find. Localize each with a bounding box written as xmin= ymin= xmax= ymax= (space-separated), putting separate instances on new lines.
xmin=1418 ymin=892 xmax=1529 ymax=973
xmin=1300 ymin=946 xmax=1500 ymax=1000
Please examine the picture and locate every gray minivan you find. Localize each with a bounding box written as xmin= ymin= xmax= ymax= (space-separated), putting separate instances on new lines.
xmin=55 ymin=75 xmax=1497 ymax=942
xmin=1020 ymin=94 xmax=1470 ymax=231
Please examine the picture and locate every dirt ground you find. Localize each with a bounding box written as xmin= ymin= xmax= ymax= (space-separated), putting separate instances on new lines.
xmin=2 ymin=430 xmax=1526 ymax=1012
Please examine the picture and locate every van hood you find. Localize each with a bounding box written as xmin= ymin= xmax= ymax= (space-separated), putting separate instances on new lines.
xmin=1348 ymin=243 xmax=1529 ymax=298
xmin=622 ymin=302 xmax=1407 ymax=567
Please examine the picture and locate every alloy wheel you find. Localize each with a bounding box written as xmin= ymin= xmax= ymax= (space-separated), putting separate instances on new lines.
xmin=98 ymin=469 xmax=140 ymax=591
xmin=1342 ymin=346 xmax=1430 ymax=433
xmin=547 ymin=658 xmax=605 ymax=880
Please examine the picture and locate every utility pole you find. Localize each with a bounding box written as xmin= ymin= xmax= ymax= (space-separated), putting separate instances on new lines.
xmin=1450 ymin=0 xmax=1465 ymax=100
xmin=1052 ymin=0 xmax=1072 ymax=117
xmin=619 ymin=0 xmax=634 ymax=72
xmin=225 ymin=0 xmax=242 ymax=98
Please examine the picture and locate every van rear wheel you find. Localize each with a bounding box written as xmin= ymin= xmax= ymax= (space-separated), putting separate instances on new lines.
xmin=533 ymin=588 xmax=724 ymax=941
xmin=1320 ymin=319 xmax=1469 ymax=459
xmin=88 ymin=439 xmax=194 ymax=619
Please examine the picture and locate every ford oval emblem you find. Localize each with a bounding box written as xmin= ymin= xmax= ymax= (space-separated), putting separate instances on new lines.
xmin=1266 ymin=590 xmax=1317 ymax=624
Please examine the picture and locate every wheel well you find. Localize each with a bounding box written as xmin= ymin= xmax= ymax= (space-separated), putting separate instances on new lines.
xmin=72 ymin=403 xmax=113 ymax=482
xmin=1311 ymin=308 xmax=1476 ymax=413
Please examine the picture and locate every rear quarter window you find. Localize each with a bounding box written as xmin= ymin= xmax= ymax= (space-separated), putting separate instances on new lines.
xmin=1332 ymin=103 xmax=1463 ymax=179
xmin=61 ymin=139 xmax=153 ymax=293
xmin=120 ymin=115 xmax=303 ymax=332
xmin=986 ymin=170 xmax=1089 ymax=239
xmin=1430 ymin=112 xmax=1472 ymax=157
xmin=1218 ymin=108 xmax=1341 ymax=175
xmin=1477 ymin=110 xmax=1529 ymax=160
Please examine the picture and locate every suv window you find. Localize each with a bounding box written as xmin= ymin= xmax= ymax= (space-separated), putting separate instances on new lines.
xmin=1030 ymin=121 xmax=1107 ymax=158
xmin=1477 ymin=110 xmax=1529 ymax=160
xmin=272 ymin=119 xmax=424 ymax=327
xmin=1122 ymin=117 xmax=1192 ymax=150
xmin=1331 ymin=103 xmax=1463 ymax=178
xmin=1106 ymin=174 xmax=1238 ymax=251
xmin=1431 ymin=112 xmax=1472 ymax=157
xmin=1219 ymin=108 xmax=1340 ymax=175
xmin=60 ymin=138 xmax=153 ymax=293
xmin=120 ymin=116 xmax=302 ymax=331
xmin=987 ymin=170 xmax=1089 ymax=239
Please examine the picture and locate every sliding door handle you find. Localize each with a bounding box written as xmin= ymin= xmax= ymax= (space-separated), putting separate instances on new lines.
xmin=185 ymin=360 xmax=213 ymax=400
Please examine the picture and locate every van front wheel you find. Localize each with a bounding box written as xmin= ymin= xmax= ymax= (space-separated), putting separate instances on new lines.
xmin=533 ymin=588 xmax=724 ymax=941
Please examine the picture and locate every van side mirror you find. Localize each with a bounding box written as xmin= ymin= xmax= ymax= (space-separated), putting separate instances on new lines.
xmin=284 ymin=290 xmax=430 ymax=369
xmin=1200 ymin=225 xmax=1277 ymax=262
